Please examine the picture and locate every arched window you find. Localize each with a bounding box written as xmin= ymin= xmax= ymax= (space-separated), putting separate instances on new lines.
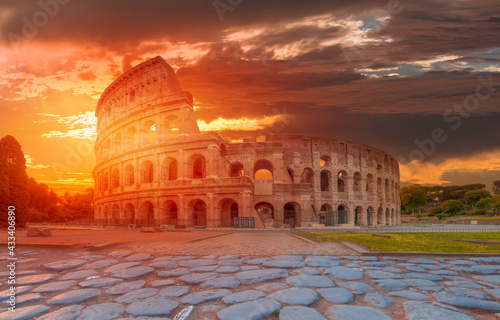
xmin=255 ymin=202 xmax=274 ymax=219
xmin=353 ymin=172 xmax=362 ymax=192
xmin=124 ymin=165 xmax=134 ymax=186
xmin=337 ymin=171 xmax=347 ymax=192
xmin=320 ymin=156 xmax=331 ymax=167
xmin=300 ymin=168 xmax=314 ymax=184
xmin=141 ymin=160 xmax=154 ymax=183
xmin=113 ymin=133 xmax=122 ymax=153
xmin=377 ymin=177 xmax=383 ymax=196
xmin=126 ymin=127 xmax=137 ymax=148
xmin=254 ymin=160 xmax=273 ymax=180
xmin=320 ymin=170 xmax=330 ymax=191
xmin=165 ymin=115 xmax=179 ymax=138
xmin=111 ymin=168 xmax=120 ymax=189
xmin=193 ymin=157 xmax=205 ymax=179
xmin=230 ymin=162 xmax=244 ymax=177
xmin=366 ymin=174 xmax=374 ymax=193
xmin=161 ymin=157 xmax=178 ymax=181
xmin=103 ymin=172 xmax=109 ymax=191
xmin=142 ymin=120 xmax=155 ymax=143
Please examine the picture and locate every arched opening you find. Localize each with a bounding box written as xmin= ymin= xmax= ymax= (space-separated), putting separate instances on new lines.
xmin=300 ymin=168 xmax=314 ymax=184
xmin=102 ymin=172 xmax=109 ymax=191
xmin=113 ymin=133 xmax=122 ymax=153
xmin=338 ymin=205 xmax=348 ymax=224
xmin=193 ymin=157 xmax=206 ymax=179
xmin=165 ymin=115 xmax=180 ymax=138
xmin=230 ymin=162 xmax=244 ymax=177
xmin=254 ymin=160 xmax=273 ymax=180
xmin=112 ymin=204 xmax=120 ymax=225
xmin=162 ymin=200 xmax=178 ymax=225
xmin=377 ymin=207 xmax=383 ymax=225
xmin=353 ymin=172 xmax=362 ymax=192
xmin=337 ymin=171 xmax=347 ymax=192
xmin=255 ymin=202 xmax=274 ymax=220
xmin=124 ymin=165 xmax=134 ymax=186
xmin=111 ymin=168 xmax=120 ymax=189
xmin=161 ymin=157 xmax=178 ymax=181
xmin=220 ymin=145 xmax=227 ymax=157
xmin=190 ymin=200 xmax=207 ymax=227
xmin=220 ymin=199 xmax=239 ymax=227
xmin=286 ymin=167 xmax=294 ymax=183
xmin=320 ymin=155 xmax=331 ymax=167
xmin=367 ymin=206 xmax=374 ymax=226
xmin=366 ymin=174 xmax=375 ymax=193
xmin=386 ymin=208 xmax=391 ymax=225
xmin=320 ymin=170 xmax=330 ymax=191
xmin=123 ymin=203 xmax=135 ymax=225
xmin=284 ymin=202 xmax=300 ymax=229
xmin=126 ymin=127 xmax=137 ymax=148
xmin=142 ymin=120 xmax=156 ymax=143
xmin=385 ymin=178 xmax=390 ymax=200
xmin=320 ymin=204 xmax=331 ymax=225
xmin=141 ymin=201 xmax=155 ymax=226
xmin=140 ymin=160 xmax=154 ymax=183
xmin=355 ymin=206 xmax=363 ymax=226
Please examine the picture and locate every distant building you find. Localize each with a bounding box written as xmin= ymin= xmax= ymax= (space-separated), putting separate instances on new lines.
xmin=93 ymin=56 xmax=401 ymax=228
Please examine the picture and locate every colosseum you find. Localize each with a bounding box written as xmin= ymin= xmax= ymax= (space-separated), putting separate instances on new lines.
xmin=93 ymin=56 xmax=401 ymax=229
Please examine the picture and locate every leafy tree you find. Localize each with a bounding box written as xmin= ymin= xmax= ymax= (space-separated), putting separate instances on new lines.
xmin=476 ymin=197 xmax=494 ymax=209
xmin=464 ymin=189 xmax=491 ymax=207
xmin=427 ymin=206 xmax=442 ymax=216
xmin=442 ymin=184 xmax=485 ymax=200
xmin=441 ymin=200 xmax=465 ymax=216
xmin=400 ymin=184 xmax=427 ymax=213
xmin=0 ymin=135 xmax=29 ymax=227
xmin=494 ymin=180 xmax=500 ymax=195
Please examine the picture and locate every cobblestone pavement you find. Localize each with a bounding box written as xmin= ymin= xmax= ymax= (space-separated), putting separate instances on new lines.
xmin=125 ymin=232 xmax=357 ymax=256
xmin=0 ymin=238 xmax=499 ymax=319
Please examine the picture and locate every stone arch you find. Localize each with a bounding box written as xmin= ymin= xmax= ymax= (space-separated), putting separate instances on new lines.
xmin=300 ymin=168 xmax=314 ymax=184
xmin=320 ymin=170 xmax=331 ymax=191
xmin=338 ymin=205 xmax=348 ymax=224
xmin=123 ymin=203 xmax=135 ymax=225
xmin=353 ymin=172 xmax=362 ymax=192
xmin=377 ymin=207 xmax=384 ymax=225
xmin=140 ymin=201 xmax=155 ymax=226
xmin=112 ymin=204 xmax=120 ymax=225
xmin=165 ymin=115 xmax=179 ymax=138
xmin=284 ymin=202 xmax=300 ymax=229
xmin=187 ymin=154 xmax=206 ymax=179
xmin=254 ymin=159 xmax=273 ymax=180
xmin=320 ymin=204 xmax=332 ymax=225
xmin=113 ymin=132 xmax=122 ymax=153
xmin=385 ymin=208 xmax=391 ymax=225
xmin=103 ymin=171 xmax=109 ymax=191
xmin=124 ymin=165 xmax=134 ymax=186
xmin=320 ymin=155 xmax=331 ymax=167
xmin=367 ymin=206 xmax=375 ymax=226
xmin=161 ymin=157 xmax=178 ymax=181
xmin=355 ymin=206 xmax=363 ymax=226
xmin=140 ymin=160 xmax=154 ymax=183
xmin=142 ymin=120 xmax=156 ymax=144
xmin=255 ymin=202 xmax=274 ymax=220
xmin=230 ymin=162 xmax=244 ymax=177
xmin=161 ymin=200 xmax=178 ymax=225
xmin=366 ymin=174 xmax=375 ymax=193
xmin=219 ymin=198 xmax=239 ymax=227
xmin=126 ymin=126 xmax=137 ymax=148
xmin=338 ymin=170 xmax=348 ymax=192
xmin=111 ymin=168 xmax=120 ymax=189
xmin=220 ymin=145 xmax=227 ymax=157
xmin=189 ymin=199 xmax=207 ymax=226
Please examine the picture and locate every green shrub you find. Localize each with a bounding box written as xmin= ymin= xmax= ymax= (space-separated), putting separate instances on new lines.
xmin=441 ymin=200 xmax=465 ymax=216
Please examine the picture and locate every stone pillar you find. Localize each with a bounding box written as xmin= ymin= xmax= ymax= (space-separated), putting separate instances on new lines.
xmin=120 ymin=162 xmax=124 ymax=192
xmin=178 ymin=149 xmax=185 ymax=180
xmin=273 ymin=153 xmax=283 ymax=183
xmin=178 ymin=194 xmax=187 ymax=225
xmin=207 ymin=193 xmax=215 ymax=227
xmin=208 ymin=146 xmax=216 ymax=178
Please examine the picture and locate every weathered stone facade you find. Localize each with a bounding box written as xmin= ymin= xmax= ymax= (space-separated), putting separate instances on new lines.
xmin=93 ymin=56 xmax=401 ymax=228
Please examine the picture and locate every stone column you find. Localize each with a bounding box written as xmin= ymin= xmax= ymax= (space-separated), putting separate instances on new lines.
xmin=207 ymin=193 xmax=215 ymax=227
xmin=208 ymin=146 xmax=216 ymax=178
xmin=178 ymin=149 xmax=185 ymax=180
xmin=178 ymin=194 xmax=186 ymax=225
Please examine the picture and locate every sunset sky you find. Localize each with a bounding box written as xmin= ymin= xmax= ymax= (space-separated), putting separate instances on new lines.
xmin=0 ymin=0 xmax=499 ymax=194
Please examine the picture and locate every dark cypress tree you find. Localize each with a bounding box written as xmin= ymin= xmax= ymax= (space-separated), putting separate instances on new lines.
xmin=0 ymin=146 xmax=9 ymax=227
xmin=0 ymin=135 xmax=30 ymax=227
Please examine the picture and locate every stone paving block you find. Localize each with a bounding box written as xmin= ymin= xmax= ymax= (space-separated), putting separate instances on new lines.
xmin=408 ymin=258 xmax=438 ymax=264
xmin=106 ymin=280 xmax=146 ymax=294
xmin=269 ymin=287 xmax=318 ymax=305
xmin=103 ymin=262 xmax=141 ymax=274
xmin=338 ymin=281 xmax=373 ymax=294
xmin=486 ymin=288 xmax=500 ymax=299
xmin=217 ymin=298 xmax=281 ymax=320
xmin=324 ymin=266 xmax=363 ymax=280
xmin=381 ymin=267 xmax=408 ymax=274
xmin=287 ymin=275 xmax=334 ymax=288
xmin=0 ymin=305 xmax=50 ymax=320
xmin=325 ymin=305 xmax=392 ymax=320
xmin=389 ymin=290 xmax=431 ymax=300
xmin=473 ymin=275 xmax=500 ymax=285
xmin=47 ymin=288 xmax=101 ymax=305
xmin=148 ymin=260 xmax=178 ymax=269
xmin=431 ymin=270 xmax=459 ymax=276
xmin=170 ymin=255 xmax=197 ymax=261
xmin=255 ymin=283 xmax=289 ymax=292
xmin=0 ymin=286 xmax=33 ymax=301
xmin=279 ymin=306 xmax=327 ymax=320
xmin=200 ymin=276 xmax=240 ymax=289
xmin=159 ymin=285 xmax=190 ymax=298
xmin=215 ymin=266 xmax=239 ymax=273
xmin=297 ymin=267 xmax=321 ymax=275
xmin=16 ymin=274 xmax=59 ymax=285
xmin=158 ymin=268 xmax=190 ymax=277
xmin=193 ymin=265 xmax=218 ymax=272
xmin=220 ymin=255 xmax=240 ymax=260
xmin=317 ymin=288 xmax=354 ymax=304
xmin=44 ymin=260 xmax=86 ymax=271
xmin=237 ymin=269 xmax=288 ymax=284
xmin=305 ymin=257 xmax=341 ymax=267
xmin=263 ymin=260 xmax=305 ymax=268
xmin=111 ymin=266 xmax=155 ymax=279
xmin=452 ymin=265 xmax=497 ymax=275
xmin=125 ymin=253 xmax=153 ymax=262
xmin=77 ymin=303 xmax=124 ymax=320
xmin=180 ymin=289 xmax=231 ymax=304
xmin=447 ymin=260 xmax=477 ymax=266
xmin=60 ymin=270 xmax=98 ymax=281
xmin=367 ymin=270 xmax=403 ymax=280
xmin=219 ymin=259 xmax=244 ymax=266
xmin=444 ymin=281 xmax=487 ymax=289
xmin=376 ymin=279 xmax=409 ymax=291
xmin=78 ymin=277 xmax=123 ymax=288
xmin=365 ymin=293 xmax=393 ymax=308
xmin=433 ymin=291 xmax=500 ymax=311
xmin=272 ymin=255 xmax=303 ymax=261
xmin=360 ymin=256 xmax=378 ymax=261
xmin=404 ymin=272 xmax=444 ymax=281
xmin=151 ymin=279 xmax=174 ymax=287
xmin=115 ymin=288 xmax=158 ymax=303
xmin=82 ymin=259 xmax=119 ymax=269
xmin=240 ymin=266 xmax=260 ymax=271
xmin=37 ymin=305 xmax=84 ymax=320
xmin=2 ymin=293 xmax=42 ymax=306
xmin=446 ymin=287 xmax=490 ymax=300
xmin=222 ymin=290 xmax=266 ymax=304
xmin=179 ymin=259 xmax=217 ymax=268
xmin=180 ymin=272 xmax=218 ymax=284
xmin=403 ymin=301 xmax=478 ymax=320
xmin=244 ymin=258 xmax=271 ymax=265
xmin=126 ymin=297 xmax=179 ymax=316
xmin=471 ymin=257 xmax=500 ymax=265
xmin=108 ymin=251 xmax=132 ymax=258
